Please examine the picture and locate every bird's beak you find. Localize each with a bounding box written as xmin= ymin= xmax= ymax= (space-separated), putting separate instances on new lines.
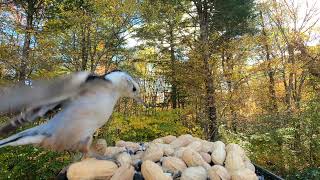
xmin=134 ymin=96 xmax=147 ymax=107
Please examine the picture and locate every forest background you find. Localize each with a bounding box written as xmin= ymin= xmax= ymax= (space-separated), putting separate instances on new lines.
xmin=0 ymin=0 xmax=319 ymax=179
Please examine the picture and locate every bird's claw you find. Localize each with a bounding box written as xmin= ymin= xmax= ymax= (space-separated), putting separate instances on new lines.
xmin=95 ymin=155 xmax=121 ymax=166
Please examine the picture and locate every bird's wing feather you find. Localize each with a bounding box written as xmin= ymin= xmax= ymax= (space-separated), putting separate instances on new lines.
xmin=0 ymin=71 xmax=90 ymax=114
xmin=0 ymin=72 xmax=100 ymax=136
xmin=0 ymin=102 xmax=62 ymax=136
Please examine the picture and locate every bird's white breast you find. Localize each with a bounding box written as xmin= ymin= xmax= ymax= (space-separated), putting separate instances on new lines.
xmin=45 ymin=86 xmax=120 ymax=138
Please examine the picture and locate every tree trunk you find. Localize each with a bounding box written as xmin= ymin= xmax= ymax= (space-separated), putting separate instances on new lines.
xmin=88 ymin=27 xmax=96 ymax=73
xmin=0 ymin=65 xmax=2 ymax=79
xmin=81 ymin=24 xmax=89 ymax=71
xmin=20 ymin=3 xmax=34 ymax=81
xmin=195 ymin=1 xmax=218 ymax=141
xmin=292 ymin=40 xmax=311 ymax=109
xmin=221 ymin=50 xmax=237 ymax=132
xmin=286 ymin=43 xmax=295 ymax=111
xmin=169 ymin=23 xmax=178 ymax=109
xmin=260 ymin=11 xmax=278 ymax=112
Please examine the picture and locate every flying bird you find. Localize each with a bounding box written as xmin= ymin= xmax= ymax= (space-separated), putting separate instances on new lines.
xmin=0 ymin=70 xmax=143 ymax=156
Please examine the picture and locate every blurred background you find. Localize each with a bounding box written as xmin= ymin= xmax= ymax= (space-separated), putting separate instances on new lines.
xmin=0 ymin=0 xmax=319 ymax=179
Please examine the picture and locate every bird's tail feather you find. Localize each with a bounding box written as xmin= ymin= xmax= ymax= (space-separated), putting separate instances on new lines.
xmin=0 ymin=133 xmax=25 ymax=148
xmin=0 ymin=128 xmax=44 ymax=148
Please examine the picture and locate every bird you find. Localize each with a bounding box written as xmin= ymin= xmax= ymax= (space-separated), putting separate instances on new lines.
xmin=0 ymin=70 xmax=144 ymax=156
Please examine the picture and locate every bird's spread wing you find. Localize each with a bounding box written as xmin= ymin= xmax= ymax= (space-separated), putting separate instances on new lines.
xmin=0 ymin=71 xmax=90 ymax=114
xmin=0 ymin=102 xmax=62 ymax=136
xmin=0 ymin=71 xmax=111 ymax=136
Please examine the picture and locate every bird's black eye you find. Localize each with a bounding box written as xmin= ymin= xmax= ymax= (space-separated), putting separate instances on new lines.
xmin=132 ymin=86 xmax=137 ymax=92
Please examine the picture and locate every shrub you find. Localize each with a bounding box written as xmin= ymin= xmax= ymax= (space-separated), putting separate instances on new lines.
xmin=99 ymin=109 xmax=205 ymax=144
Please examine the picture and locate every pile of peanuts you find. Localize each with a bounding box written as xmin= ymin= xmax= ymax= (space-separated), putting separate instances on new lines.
xmin=66 ymin=134 xmax=258 ymax=180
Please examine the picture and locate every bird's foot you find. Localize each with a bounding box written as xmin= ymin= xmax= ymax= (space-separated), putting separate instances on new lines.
xmin=70 ymin=152 xmax=84 ymax=162
xmin=95 ymin=155 xmax=121 ymax=166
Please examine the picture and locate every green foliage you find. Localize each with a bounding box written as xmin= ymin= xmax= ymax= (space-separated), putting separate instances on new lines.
xmin=220 ymin=99 xmax=320 ymax=177
xmin=210 ymin=0 xmax=256 ymax=37
xmin=287 ymin=168 xmax=320 ymax=180
xmin=0 ymin=146 xmax=71 ymax=179
xmin=100 ymin=109 xmax=205 ymax=145
xmin=219 ymin=125 xmax=250 ymax=149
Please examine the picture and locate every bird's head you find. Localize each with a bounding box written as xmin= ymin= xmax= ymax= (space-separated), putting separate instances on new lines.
xmin=104 ymin=70 xmax=145 ymax=106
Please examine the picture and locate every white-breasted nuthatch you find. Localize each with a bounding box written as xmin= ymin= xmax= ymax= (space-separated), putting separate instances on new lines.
xmin=0 ymin=70 xmax=143 ymax=155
